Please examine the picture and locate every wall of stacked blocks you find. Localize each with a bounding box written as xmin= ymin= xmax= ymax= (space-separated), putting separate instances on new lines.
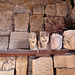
xmin=0 ymin=0 xmax=75 ymax=75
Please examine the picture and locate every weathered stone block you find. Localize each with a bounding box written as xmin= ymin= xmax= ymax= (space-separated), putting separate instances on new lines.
xmin=0 ymin=36 xmax=8 ymax=50
xmin=63 ymin=30 xmax=75 ymax=50
xmin=30 ymin=15 xmax=43 ymax=35
xmin=55 ymin=0 xmax=62 ymax=3
xmin=16 ymin=56 xmax=28 ymax=75
xmin=0 ymin=57 xmax=15 ymax=70
xmin=56 ymin=2 xmax=68 ymax=16
xmin=33 ymin=5 xmax=44 ymax=15
xmin=0 ymin=70 xmax=14 ymax=75
xmin=9 ymin=32 xmax=29 ymax=49
xmin=32 ymin=57 xmax=53 ymax=75
xmin=45 ymin=4 xmax=56 ymax=16
xmin=14 ymin=14 xmax=29 ymax=32
xmin=0 ymin=11 xmax=13 ymax=35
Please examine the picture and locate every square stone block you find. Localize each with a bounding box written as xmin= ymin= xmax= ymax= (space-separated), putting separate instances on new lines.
xmin=14 ymin=14 xmax=29 ymax=32
xmin=0 ymin=11 xmax=13 ymax=35
xmin=9 ymin=32 xmax=29 ymax=49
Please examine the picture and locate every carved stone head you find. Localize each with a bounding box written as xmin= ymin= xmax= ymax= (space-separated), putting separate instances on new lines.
xmin=40 ymin=31 xmax=49 ymax=45
xmin=29 ymin=32 xmax=37 ymax=49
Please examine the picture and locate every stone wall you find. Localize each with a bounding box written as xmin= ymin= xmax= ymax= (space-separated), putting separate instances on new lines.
xmin=0 ymin=0 xmax=75 ymax=75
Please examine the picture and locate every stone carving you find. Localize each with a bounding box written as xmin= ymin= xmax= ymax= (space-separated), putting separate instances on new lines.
xmin=29 ymin=32 xmax=38 ymax=50
xmin=63 ymin=30 xmax=75 ymax=50
xmin=51 ymin=33 xmax=62 ymax=50
xmin=38 ymin=31 xmax=50 ymax=50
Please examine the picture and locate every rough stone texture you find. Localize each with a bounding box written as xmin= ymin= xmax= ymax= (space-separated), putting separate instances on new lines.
xmin=56 ymin=68 xmax=75 ymax=75
xmin=32 ymin=57 xmax=53 ymax=75
xmin=0 ymin=36 xmax=8 ymax=50
xmin=14 ymin=5 xmax=33 ymax=14
xmin=44 ymin=17 xmax=65 ymax=33
xmin=0 ymin=57 xmax=15 ymax=70
xmin=0 ymin=11 xmax=13 ymax=35
xmin=14 ymin=14 xmax=29 ymax=32
xmin=63 ymin=30 xmax=75 ymax=50
xmin=51 ymin=33 xmax=62 ymax=50
xmin=16 ymin=56 xmax=28 ymax=75
xmin=55 ymin=0 xmax=62 ymax=3
xmin=0 ymin=70 xmax=14 ymax=75
xmin=24 ymin=0 xmax=54 ymax=5
xmin=45 ymin=4 xmax=56 ymax=16
xmin=33 ymin=5 xmax=44 ymax=15
xmin=56 ymin=2 xmax=68 ymax=17
xmin=54 ymin=55 xmax=75 ymax=68
xmin=9 ymin=32 xmax=29 ymax=49
xmin=30 ymin=15 xmax=43 ymax=35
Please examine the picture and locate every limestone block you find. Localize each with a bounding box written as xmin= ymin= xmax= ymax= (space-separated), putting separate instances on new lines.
xmin=45 ymin=4 xmax=56 ymax=16
xmin=67 ymin=69 xmax=75 ymax=75
xmin=16 ymin=56 xmax=28 ymax=75
xmin=0 ymin=70 xmax=14 ymax=75
xmin=9 ymin=32 xmax=29 ymax=49
xmin=63 ymin=30 xmax=75 ymax=50
xmin=30 ymin=15 xmax=43 ymax=35
xmin=32 ymin=57 xmax=53 ymax=75
xmin=0 ymin=11 xmax=13 ymax=35
xmin=51 ymin=33 xmax=62 ymax=50
xmin=14 ymin=14 xmax=29 ymax=32
xmin=0 ymin=57 xmax=15 ymax=70
xmin=0 ymin=36 xmax=8 ymax=50
xmin=33 ymin=5 xmax=44 ymax=15
xmin=55 ymin=0 xmax=62 ymax=3
xmin=56 ymin=2 xmax=68 ymax=17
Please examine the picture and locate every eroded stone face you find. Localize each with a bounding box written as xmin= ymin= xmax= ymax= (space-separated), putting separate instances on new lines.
xmin=56 ymin=2 xmax=68 ymax=17
xmin=29 ymin=32 xmax=38 ymax=50
xmin=63 ymin=30 xmax=75 ymax=50
xmin=45 ymin=4 xmax=56 ymax=16
xmin=14 ymin=14 xmax=29 ymax=32
xmin=51 ymin=33 xmax=62 ymax=50
xmin=0 ymin=11 xmax=13 ymax=35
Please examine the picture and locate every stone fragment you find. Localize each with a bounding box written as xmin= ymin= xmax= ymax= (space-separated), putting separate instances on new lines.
xmin=0 ymin=11 xmax=13 ymax=35
xmin=33 ymin=5 xmax=44 ymax=15
xmin=45 ymin=4 xmax=56 ymax=16
xmin=0 ymin=36 xmax=8 ymax=50
xmin=56 ymin=2 xmax=68 ymax=16
xmin=63 ymin=30 xmax=75 ymax=50
xmin=0 ymin=57 xmax=15 ymax=70
xmin=32 ymin=57 xmax=53 ymax=75
xmin=16 ymin=56 xmax=28 ymax=75
xmin=51 ymin=33 xmax=62 ymax=50
xmin=14 ymin=14 xmax=29 ymax=32
xmin=9 ymin=32 xmax=29 ymax=49
xmin=30 ymin=15 xmax=43 ymax=35
xmin=44 ymin=17 xmax=65 ymax=33
xmin=0 ymin=70 xmax=14 ymax=75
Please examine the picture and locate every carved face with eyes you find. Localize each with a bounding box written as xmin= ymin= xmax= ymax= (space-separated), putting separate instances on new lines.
xmin=29 ymin=32 xmax=37 ymax=47
xmin=40 ymin=31 xmax=49 ymax=45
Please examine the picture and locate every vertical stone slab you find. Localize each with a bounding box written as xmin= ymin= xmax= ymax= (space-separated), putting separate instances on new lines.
xmin=0 ymin=11 xmax=13 ymax=35
xmin=9 ymin=32 xmax=29 ymax=49
xmin=30 ymin=15 xmax=43 ymax=35
xmin=16 ymin=56 xmax=28 ymax=75
xmin=0 ymin=36 xmax=8 ymax=50
xmin=56 ymin=2 xmax=68 ymax=17
xmin=32 ymin=57 xmax=53 ymax=75
xmin=0 ymin=70 xmax=14 ymax=75
xmin=33 ymin=5 xmax=44 ymax=15
xmin=14 ymin=14 xmax=29 ymax=32
xmin=45 ymin=4 xmax=56 ymax=16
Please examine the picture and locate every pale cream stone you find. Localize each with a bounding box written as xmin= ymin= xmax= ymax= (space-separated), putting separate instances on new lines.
xmin=32 ymin=57 xmax=53 ymax=75
xmin=29 ymin=32 xmax=38 ymax=50
xmin=16 ymin=56 xmax=28 ymax=75
xmin=45 ymin=4 xmax=56 ymax=16
xmin=51 ymin=33 xmax=62 ymax=50
xmin=14 ymin=14 xmax=29 ymax=32
xmin=38 ymin=31 xmax=50 ymax=50
xmin=63 ymin=30 xmax=75 ymax=50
